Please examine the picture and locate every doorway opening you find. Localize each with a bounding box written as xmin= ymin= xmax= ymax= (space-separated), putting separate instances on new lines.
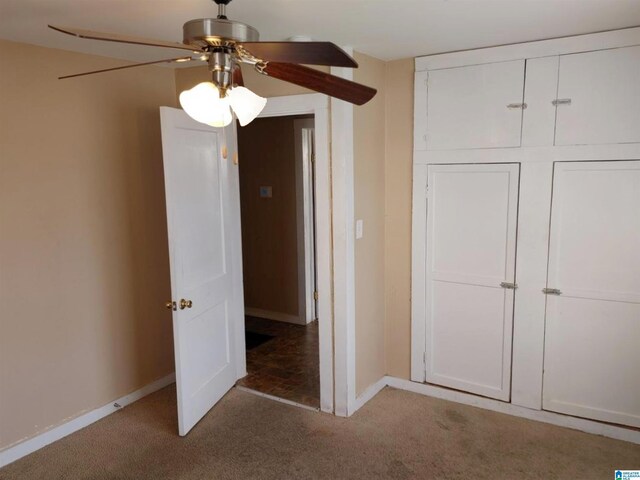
xmin=236 ymin=114 xmax=320 ymax=408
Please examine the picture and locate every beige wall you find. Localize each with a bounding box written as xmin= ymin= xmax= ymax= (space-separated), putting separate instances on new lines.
xmin=353 ymin=53 xmax=387 ymax=395
xmin=237 ymin=116 xmax=311 ymax=317
xmin=0 ymin=40 xmax=177 ymax=450
xmin=383 ymin=58 xmax=415 ymax=380
xmin=0 ymin=43 xmax=413 ymax=452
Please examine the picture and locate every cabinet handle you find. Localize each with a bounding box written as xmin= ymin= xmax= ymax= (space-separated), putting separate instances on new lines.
xmin=542 ymin=288 xmax=562 ymax=295
xmin=500 ymin=282 xmax=518 ymax=289
xmin=552 ymin=98 xmax=572 ymax=106
xmin=507 ymin=103 xmax=527 ymax=109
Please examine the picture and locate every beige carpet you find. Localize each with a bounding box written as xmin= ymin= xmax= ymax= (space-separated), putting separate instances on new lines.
xmin=1 ymin=385 xmax=638 ymax=479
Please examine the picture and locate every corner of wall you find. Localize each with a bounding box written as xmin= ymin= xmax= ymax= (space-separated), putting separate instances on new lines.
xmin=382 ymin=57 xmax=415 ymax=381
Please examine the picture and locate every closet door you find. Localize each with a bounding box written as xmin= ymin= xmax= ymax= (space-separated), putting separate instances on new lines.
xmin=554 ymin=46 xmax=640 ymax=146
xmin=425 ymin=163 xmax=520 ymax=400
xmin=425 ymin=60 xmax=525 ymax=150
xmin=543 ymin=161 xmax=640 ymax=427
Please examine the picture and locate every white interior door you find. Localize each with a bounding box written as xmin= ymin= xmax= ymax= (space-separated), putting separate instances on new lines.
xmin=543 ymin=160 xmax=640 ymax=427
xmin=425 ymin=60 xmax=525 ymax=150
xmin=160 ymin=107 xmax=244 ymax=436
xmin=425 ymin=163 xmax=520 ymax=401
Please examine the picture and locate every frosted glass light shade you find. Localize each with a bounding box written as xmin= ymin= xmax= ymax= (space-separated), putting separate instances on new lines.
xmin=227 ymin=86 xmax=267 ymax=126
xmin=179 ymin=82 xmax=233 ymax=127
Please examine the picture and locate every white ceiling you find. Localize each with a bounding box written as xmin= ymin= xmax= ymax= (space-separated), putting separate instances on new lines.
xmin=1 ymin=0 xmax=640 ymax=64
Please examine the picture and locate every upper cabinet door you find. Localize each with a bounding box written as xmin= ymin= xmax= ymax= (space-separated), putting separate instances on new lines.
xmin=555 ymin=46 xmax=640 ymax=146
xmin=425 ymin=60 xmax=525 ymax=150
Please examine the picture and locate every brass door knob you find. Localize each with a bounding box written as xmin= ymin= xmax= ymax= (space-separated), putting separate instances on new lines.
xmin=179 ymin=299 xmax=193 ymax=310
xmin=165 ymin=301 xmax=177 ymax=311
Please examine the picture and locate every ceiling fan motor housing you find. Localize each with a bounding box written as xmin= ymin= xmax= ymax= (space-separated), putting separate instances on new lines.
xmin=208 ymin=50 xmax=235 ymax=93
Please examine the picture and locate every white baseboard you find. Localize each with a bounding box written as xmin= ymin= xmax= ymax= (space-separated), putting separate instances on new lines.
xmin=0 ymin=373 xmax=176 ymax=468
xmin=245 ymin=307 xmax=304 ymax=325
xmin=384 ymin=376 xmax=640 ymax=445
xmin=351 ymin=377 xmax=388 ymax=415
xmin=347 ymin=375 xmax=640 ymax=445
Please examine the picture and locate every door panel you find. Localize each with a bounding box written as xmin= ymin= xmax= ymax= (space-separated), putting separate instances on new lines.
xmin=543 ymin=160 xmax=640 ymax=427
xmin=544 ymin=297 xmax=640 ymax=427
xmin=425 ymin=163 xmax=520 ymax=400
xmin=426 ymin=60 xmax=525 ymax=150
xmin=555 ymin=46 xmax=640 ymax=146
xmin=430 ymin=282 xmax=510 ymax=394
xmin=160 ymin=107 xmax=243 ymax=436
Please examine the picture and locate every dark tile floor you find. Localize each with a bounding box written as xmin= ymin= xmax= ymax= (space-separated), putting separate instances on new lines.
xmin=238 ymin=316 xmax=320 ymax=408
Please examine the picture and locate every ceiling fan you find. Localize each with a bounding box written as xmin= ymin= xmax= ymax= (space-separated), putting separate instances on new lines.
xmin=50 ymin=0 xmax=377 ymax=127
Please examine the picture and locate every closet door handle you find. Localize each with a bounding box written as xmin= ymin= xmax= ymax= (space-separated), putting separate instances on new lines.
xmin=552 ymin=98 xmax=571 ymax=106
xmin=500 ymin=282 xmax=518 ymax=289
xmin=542 ymin=288 xmax=562 ymax=295
xmin=507 ymin=103 xmax=527 ymax=109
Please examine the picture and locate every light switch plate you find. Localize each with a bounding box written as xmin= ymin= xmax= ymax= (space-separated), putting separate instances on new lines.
xmin=356 ymin=219 xmax=363 ymax=239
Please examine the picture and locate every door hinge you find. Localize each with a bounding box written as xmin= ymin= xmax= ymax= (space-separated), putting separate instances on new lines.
xmin=507 ymin=103 xmax=527 ymax=109
xmin=552 ymin=98 xmax=572 ymax=106
xmin=311 ymin=154 xmax=316 ymax=164
xmin=500 ymin=282 xmax=518 ymax=290
xmin=313 ymin=291 xmax=319 ymax=301
xmin=542 ymin=288 xmax=562 ymax=295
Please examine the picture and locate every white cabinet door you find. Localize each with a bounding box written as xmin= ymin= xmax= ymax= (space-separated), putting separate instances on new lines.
xmin=425 ymin=60 xmax=525 ymax=150
xmin=160 ymin=107 xmax=244 ymax=436
xmin=555 ymin=46 xmax=640 ymax=146
xmin=425 ymin=163 xmax=520 ymax=400
xmin=543 ymin=161 xmax=640 ymax=428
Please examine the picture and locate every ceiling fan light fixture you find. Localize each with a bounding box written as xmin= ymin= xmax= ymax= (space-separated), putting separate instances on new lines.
xmin=227 ymin=86 xmax=267 ymax=126
xmin=180 ymin=81 xmax=266 ymax=128
xmin=179 ymin=81 xmax=233 ymax=127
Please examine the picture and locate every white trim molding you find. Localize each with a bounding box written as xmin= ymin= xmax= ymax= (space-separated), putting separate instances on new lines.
xmin=330 ymin=50 xmax=357 ymax=417
xmin=351 ymin=377 xmax=388 ymax=414
xmin=0 ymin=373 xmax=176 ymax=468
xmin=415 ymin=26 xmax=640 ymax=71
xmin=385 ymin=377 xmax=640 ymax=445
xmin=349 ymin=376 xmax=640 ymax=445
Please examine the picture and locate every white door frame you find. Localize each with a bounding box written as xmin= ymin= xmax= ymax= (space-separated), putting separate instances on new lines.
xmin=245 ymin=93 xmax=335 ymax=413
xmin=331 ymin=59 xmax=357 ymax=416
xmin=293 ymin=117 xmax=317 ymax=325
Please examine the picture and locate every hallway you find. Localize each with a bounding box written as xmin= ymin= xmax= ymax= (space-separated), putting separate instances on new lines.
xmin=238 ymin=316 xmax=319 ymax=408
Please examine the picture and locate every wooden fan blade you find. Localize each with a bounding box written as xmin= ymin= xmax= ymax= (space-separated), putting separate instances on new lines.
xmin=233 ymin=64 xmax=244 ymax=87
xmin=58 ymin=56 xmax=193 ymax=79
xmin=240 ymin=42 xmax=357 ymax=68
xmin=49 ymin=25 xmax=199 ymax=53
xmin=261 ymin=62 xmax=376 ymax=105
